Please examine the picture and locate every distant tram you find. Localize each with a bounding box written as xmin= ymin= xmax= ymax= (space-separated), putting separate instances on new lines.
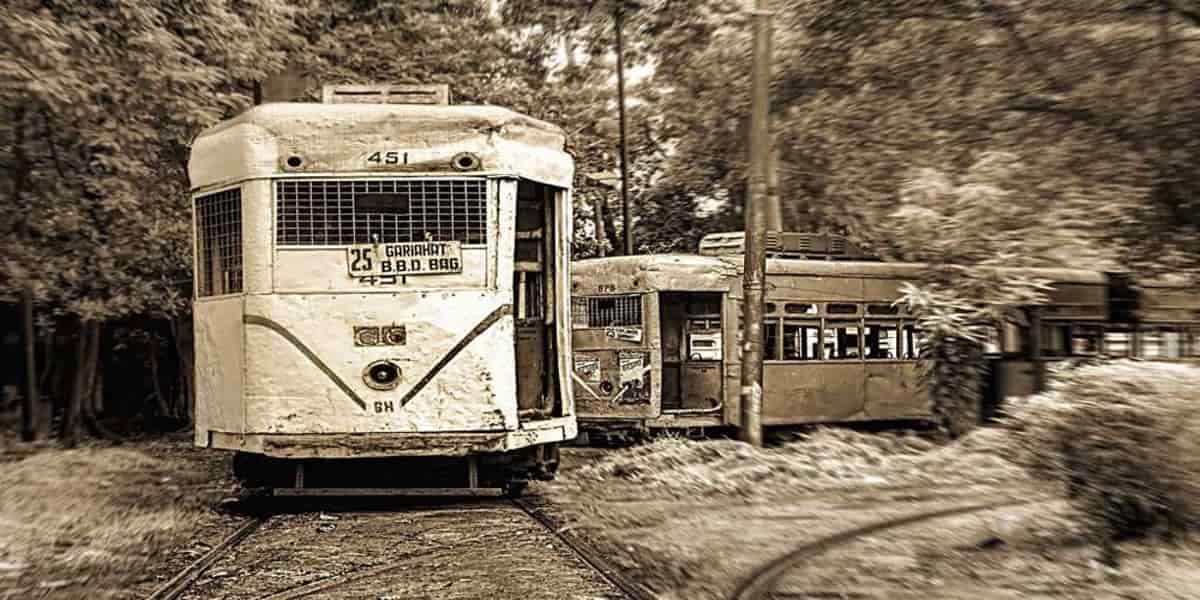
xmin=570 ymin=232 xmax=1200 ymax=440
xmin=188 ymin=85 xmax=575 ymax=494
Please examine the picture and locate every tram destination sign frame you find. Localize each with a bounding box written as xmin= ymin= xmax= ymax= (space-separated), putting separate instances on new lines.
xmin=347 ymin=241 xmax=463 ymax=278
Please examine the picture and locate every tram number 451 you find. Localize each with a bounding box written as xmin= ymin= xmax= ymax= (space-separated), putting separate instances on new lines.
xmin=366 ymin=151 xmax=408 ymax=165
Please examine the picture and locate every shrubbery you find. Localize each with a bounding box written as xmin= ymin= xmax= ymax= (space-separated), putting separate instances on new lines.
xmin=1005 ymin=361 xmax=1200 ymax=542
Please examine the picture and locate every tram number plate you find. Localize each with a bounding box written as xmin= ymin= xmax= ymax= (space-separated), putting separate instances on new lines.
xmin=347 ymin=241 xmax=463 ymax=277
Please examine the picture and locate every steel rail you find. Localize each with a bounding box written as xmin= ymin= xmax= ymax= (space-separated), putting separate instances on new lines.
xmin=513 ymin=497 xmax=655 ymax=600
xmin=145 ymin=516 xmax=266 ymax=600
xmin=729 ymin=498 xmax=1040 ymax=600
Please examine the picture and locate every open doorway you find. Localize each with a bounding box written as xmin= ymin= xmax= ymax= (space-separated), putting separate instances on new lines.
xmin=659 ymin=292 xmax=724 ymax=413
xmin=513 ymin=180 xmax=560 ymax=420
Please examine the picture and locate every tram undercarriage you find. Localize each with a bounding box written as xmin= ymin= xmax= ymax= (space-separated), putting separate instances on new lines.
xmin=232 ymin=444 xmax=560 ymax=497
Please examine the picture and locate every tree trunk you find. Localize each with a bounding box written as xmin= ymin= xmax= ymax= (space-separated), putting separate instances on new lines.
xmin=599 ymin=192 xmax=622 ymax=255
xmin=20 ymin=288 xmax=37 ymax=442
xmin=148 ymin=341 xmax=172 ymax=419
xmin=169 ymin=316 xmax=194 ymax=422
xmin=62 ymin=321 xmax=89 ymax=448
xmin=79 ymin=321 xmax=121 ymax=442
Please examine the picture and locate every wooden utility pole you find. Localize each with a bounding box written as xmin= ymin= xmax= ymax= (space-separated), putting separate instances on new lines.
xmin=615 ymin=2 xmax=634 ymax=255
xmin=740 ymin=0 xmax=771 ymax=447
xmin=20 ymin=288 xmax=37 ymax=442
xmin=766 ymin=141 xmax=783 ymax=233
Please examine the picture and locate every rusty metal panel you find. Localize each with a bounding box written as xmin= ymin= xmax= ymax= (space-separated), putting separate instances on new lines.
xmin=240 ymin=292 xmax=516 ymax=435
xmin=571 ymin=255 xmax=739 ymax=297
xmin=570 ymin=291 xmax=658 ymax=420
xmin=211 ymin=414 xmax=574 ymax=458
xmin=762 ymin=363 xmax=865 ymax=425
xmin=768 ymin=275 xmax=866 ymax=302
xmin=863 ymin=362 xmax=930 ymax=419
xmin=572 ymin=349 xmax=654 ymax=418
xmin=188 ymin=104 xmax=573 ymax=192
xmin=193 ymin=296 xmax=246 ymax=444
xmin=991 ymin=360 xmax=1038 ymax=400
xmin=679 ymin=363 xmax=722 ymax=410
xmin=1138 ymin=281 xmax=1200 ymax=323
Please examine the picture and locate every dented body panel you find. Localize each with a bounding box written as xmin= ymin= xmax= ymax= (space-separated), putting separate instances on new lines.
xmin=189 ymin=101 xmax=574 ymax=461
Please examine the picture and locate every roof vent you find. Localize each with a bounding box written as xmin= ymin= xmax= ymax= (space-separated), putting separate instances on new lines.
xmin=321 ymin=84 xmax=451 ymax=105
xmin=697 ymin=231 xmax=876 ymax=261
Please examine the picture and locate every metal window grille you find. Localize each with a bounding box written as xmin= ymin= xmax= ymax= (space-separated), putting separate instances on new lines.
xmin=275 ymin=178 xmax=487 ymax=246
xmin=195 ymin=188 xmax=243 ymax=297
xmin=586 ymin=295 xmax=642 ymax=327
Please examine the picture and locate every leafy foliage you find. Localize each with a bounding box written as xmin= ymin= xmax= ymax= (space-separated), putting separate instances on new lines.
xmin=1006 ymin=361 xmax=1200 ymax=547
xmin=1 ymin=0 xmax=306 ymax=319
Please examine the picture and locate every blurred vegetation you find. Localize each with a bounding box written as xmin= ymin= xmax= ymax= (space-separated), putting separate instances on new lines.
xmin=5 ymin=0 xmax=1200 ymax=439
xmin=1007 ymin=361 xmax=1200 ymax=556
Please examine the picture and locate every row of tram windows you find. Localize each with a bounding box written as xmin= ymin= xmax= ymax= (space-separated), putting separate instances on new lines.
xmin=763 ymin=320 xmax=924 ymax=361
xmin=987 ymin=323 xmax=1200 ymax=359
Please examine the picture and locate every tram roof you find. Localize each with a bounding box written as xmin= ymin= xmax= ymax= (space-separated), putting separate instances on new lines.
xmin=571 ymin=254 xmax=1109 ymax=294
xmin=189 ymin=102 xmax=573 ymax=191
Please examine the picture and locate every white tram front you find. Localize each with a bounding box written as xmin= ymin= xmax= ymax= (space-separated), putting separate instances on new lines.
xmin=187 ymin=85 xmax=575 ymax=493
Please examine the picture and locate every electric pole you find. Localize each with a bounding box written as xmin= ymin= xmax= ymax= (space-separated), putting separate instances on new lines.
xmin=740 ymin=0 xmax=771 ymax=447
xmin=615 ymin=1 xmax=634 ymax=255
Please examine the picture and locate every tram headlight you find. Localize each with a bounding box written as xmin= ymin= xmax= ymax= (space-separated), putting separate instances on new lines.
xmin=450 ymin=152 xmax=481 ymax=171
xmin=598 ymin=380 xmax=614 ymax=395
xmin=364 ymin=360 xmax=402 ymax=390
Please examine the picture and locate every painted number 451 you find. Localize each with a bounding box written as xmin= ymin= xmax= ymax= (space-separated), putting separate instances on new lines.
xmin=367 ymin=151 xmax=408 ymax=165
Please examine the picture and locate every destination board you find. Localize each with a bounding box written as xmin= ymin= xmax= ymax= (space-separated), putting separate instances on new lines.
xmin=347 ymin=241 xmax=463 ymax=278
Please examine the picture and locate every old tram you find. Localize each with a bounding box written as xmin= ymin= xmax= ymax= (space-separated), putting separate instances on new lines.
xmin=188 ymin=85 xmax=575 ymax=494
xmin=569 ymin=232 xmax=1125 ymax=440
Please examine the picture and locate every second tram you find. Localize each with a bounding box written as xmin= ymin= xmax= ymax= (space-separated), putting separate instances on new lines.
xmin=569 ymin=233 xmax=1200 ymax=439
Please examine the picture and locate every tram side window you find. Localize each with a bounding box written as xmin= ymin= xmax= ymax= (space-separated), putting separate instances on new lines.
xmin=983 ymin=327 xmax=1001 ymax=355
xmin=1040 ymin=325 xmax=1070 ymax=358
xmin=1188 ymin=328 xmax=1200 ymax=357
xmin=1164 ymin=329 xmax=1184 ymax=358
xmin=824 ymin=322 xmax=862 ymax=359
xmin=585 ymin=295 xmax=642 ymax=327
xmin=1070 ymin=326 xmax=1102 ymax=356
xmin=764 ymin=320 xmax=780 ymax=360
xmin=1139 ymin=327 xmax=1183 ymax=359
xmin=1104 ymin=329 xmax=1132 ymax=357
xmin=864 ymin=324 xmax=899 ymax=359
xmin=782 ymin=322 xmax=820 ymax=360
xmin=902 ymin=325 xmax=925 ymax=360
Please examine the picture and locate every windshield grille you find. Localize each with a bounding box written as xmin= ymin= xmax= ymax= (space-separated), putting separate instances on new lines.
xmin=276 ymin=178 xmax=487 ymax=246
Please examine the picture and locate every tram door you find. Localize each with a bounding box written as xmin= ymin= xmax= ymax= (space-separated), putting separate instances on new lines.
xmin=514 ymin=181 xmax=558 ymax=419
xmin=660 ymin=292 xmax=724 ymax=412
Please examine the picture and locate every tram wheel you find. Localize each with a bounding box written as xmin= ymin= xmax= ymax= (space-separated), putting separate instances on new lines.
xmin=504 ymin=479 xmax=530 ymax=498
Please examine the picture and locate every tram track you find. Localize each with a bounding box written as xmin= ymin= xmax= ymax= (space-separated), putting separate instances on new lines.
xmin=728 ymin=498 xmax=1042 ymax=600
xmin=513 ymin=497 xmax=652 ymax=600
xmin=145 ymin=516 xmax=267 ymax=600
xmin=144 ymin=496 xmax=633 ymax=600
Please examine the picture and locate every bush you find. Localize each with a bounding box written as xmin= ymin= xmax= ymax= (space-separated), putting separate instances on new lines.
xmin=1006 ymin=361 xmax=1200 ymax=541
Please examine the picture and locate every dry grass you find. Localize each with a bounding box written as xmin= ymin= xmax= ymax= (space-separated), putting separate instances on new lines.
xmin=0 ymin=438 xmax=233 ymax=598
xmin=558 ymin=427 xmax=1026 ymax=501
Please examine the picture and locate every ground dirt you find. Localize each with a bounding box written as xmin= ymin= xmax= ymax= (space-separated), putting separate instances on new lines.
xmin=4 ymin=429 xmax=1198 ymax=599
xmin=539 ymin=429 xmax=1200 ymax=600
xmin=0 ymin=434 xmax=620 ymax=600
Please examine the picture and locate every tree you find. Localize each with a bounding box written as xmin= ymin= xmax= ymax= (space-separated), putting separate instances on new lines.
xmin=1 ymin=0 xmax=307 ymax=439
